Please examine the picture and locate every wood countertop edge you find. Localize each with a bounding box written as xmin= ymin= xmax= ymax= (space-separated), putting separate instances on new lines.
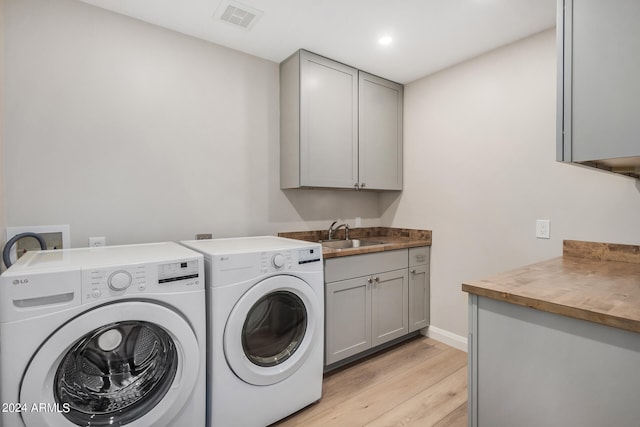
xmin=462 ymin=283 xmax=640 ymax=333
xmin=322 ymin=245 xmax=386 ymax=259
xmin=322 ymin=239 xmax=431 ymax=259
xmin=278 ymin=228 xmax=432 ymax=259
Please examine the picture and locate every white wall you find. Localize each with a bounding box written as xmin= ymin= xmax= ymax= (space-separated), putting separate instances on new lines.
xmin=0 ymin=0 xmax=6 ymax=249
xmin=382 ymin=29 xmax=640 ymax=340
xmin=3 ymin=0 xmax=380 ymax=248
xmin=7 ymin=1 xmax=640 ymax=344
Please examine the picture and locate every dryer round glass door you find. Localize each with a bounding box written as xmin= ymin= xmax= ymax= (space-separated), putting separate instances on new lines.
xmin=20 ymin=301 xmax=201 ymax=427
xmin=224 ymin=275 xmax=321 ymax=386
xmin=242 ymin=290 xmax=307 ymax=367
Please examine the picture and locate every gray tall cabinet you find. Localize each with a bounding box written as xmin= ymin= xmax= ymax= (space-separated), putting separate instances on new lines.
xmin=558 ymin=0 xmax=640 ymax=177
xmin=280 ymin=50 xmax=403 ymax=190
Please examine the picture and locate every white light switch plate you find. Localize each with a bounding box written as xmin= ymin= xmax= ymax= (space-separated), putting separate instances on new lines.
xmin=89 ymin=236 xmax=106 ymax=247
xmin=536 ymin=220 xmax=550 ymax=239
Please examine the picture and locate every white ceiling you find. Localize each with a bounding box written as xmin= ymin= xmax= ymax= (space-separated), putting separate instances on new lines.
xmin=77 ymin=0 xmax=557 ymax=84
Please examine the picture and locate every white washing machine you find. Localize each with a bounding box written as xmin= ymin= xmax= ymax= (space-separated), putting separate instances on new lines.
xmin=180 ymin=236 xmax=324 ymax=427
xmin=0 ymin=242 xmax=206 ymax=427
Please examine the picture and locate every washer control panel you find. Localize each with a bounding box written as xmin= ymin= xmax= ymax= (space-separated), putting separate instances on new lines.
xmin=82 ymin=258 xmax=201 ymax=302
xmin=158 ymin=259 xmax=200 ymax=284
xmin=108 ymin=270 xmax=133 ymax=291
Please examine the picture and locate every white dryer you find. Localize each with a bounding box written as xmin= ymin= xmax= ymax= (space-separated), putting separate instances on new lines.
xmin=0 ymin=242 xmax=206 ymax=427
xmin=181 ymin=236 xmax=324 ymax=427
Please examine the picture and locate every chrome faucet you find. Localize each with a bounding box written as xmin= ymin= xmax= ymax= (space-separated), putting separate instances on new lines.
xmin=328 ymin=220 xmax=350 ymax=240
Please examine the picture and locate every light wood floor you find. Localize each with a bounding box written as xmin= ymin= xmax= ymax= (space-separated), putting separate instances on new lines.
xmin=272 ymin=336 xmax=468 ymax=427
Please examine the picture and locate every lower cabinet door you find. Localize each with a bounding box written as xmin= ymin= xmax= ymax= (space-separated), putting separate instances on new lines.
xmin=409 ymin=264 xmax=430 ymax=332
xmin=371 ymin=269 xmax=408 ymax=347
xmin=325 ymin=276 xmax=372 ymax=365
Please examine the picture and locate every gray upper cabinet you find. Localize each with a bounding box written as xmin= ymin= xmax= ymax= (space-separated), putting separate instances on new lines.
xmin=558 ymin=0 xmax=640 ymax=178
xmin=280 ymin=50 xmax=403 ymax=190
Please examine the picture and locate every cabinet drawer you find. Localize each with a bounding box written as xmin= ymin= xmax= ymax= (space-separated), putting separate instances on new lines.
xmin=324 ymin=249 xmax=408 ymax=283
xmin=409 ymin=246 xmax=430 ymax=267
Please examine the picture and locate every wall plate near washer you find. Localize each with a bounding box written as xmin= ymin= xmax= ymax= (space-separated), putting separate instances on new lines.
xmin=6 ymin=224 xmax=70 ymax=265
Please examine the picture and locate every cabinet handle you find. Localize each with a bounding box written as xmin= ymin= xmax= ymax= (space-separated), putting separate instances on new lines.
xmin=360 ymin=182 xmax=366 ymax=188
xmin=411 ymin=269 xmax=416 ymax=274
xmin=354 ymin=183 xmax=359 ymax=189
xmin=367 ymin=278 xmax=373 ymax=284
xmin=374 ymin=276 xmax=380 ymax=282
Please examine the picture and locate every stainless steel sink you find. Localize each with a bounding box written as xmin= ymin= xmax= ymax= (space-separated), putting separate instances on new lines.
xmin=321 ymin=239 xmax=384 ymax=250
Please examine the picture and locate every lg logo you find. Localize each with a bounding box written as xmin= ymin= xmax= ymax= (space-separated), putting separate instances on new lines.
xmin=12 ymin=279 xmax=29 ymax=285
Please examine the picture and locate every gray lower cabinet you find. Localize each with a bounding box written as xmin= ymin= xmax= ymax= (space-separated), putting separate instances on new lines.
xmin=325 ymin=276 xmax=372 ymax=363
xmin=370 ymin=269 xmax=409 ymax=346
xmin=408 ymin=247 xmax=430 ymax=332
xmin=468 ymin=295 xmax=640 ymax=427
xmin=325 ymin=268 xmax=408 ymax=365
xmin=324 ymin=248 xmax=429 ymax=366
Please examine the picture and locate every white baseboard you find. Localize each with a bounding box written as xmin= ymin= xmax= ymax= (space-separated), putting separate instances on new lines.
xmin=424 ymin=325 xmax=468 ymax=352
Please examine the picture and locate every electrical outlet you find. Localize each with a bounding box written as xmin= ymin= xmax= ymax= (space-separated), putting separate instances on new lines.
xmin=535 ymin=220 xmax=550 ymax=239
xmin=89 ymin=236 xmax=106 ymax=247
xmin=196 ymin=233 xmax=213 ymax=240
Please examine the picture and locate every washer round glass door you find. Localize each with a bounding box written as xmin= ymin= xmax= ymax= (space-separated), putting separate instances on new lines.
xmin=224 ymin=275 xmax=320 ymax=386
xmin=20 ymin=301 xmax=200 ymax=427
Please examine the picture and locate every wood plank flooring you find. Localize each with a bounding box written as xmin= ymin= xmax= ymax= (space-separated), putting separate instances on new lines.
xmin=272 ymin=336 xmax=467 ymax=427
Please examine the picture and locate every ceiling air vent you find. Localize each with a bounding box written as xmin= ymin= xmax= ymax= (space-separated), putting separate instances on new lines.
xmin=215 ymin=0 xmax=263 ymax=30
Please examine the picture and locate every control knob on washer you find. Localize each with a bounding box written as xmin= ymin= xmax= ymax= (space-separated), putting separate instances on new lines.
xmin=108 ymin=270 xmax=132 ymax=291
xmin=272 ymin=253 xmax=285 ymax=269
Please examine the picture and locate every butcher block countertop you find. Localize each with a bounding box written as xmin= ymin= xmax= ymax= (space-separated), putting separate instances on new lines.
xmin=278 ymin=227 xmax=431 ymax=259
xmin=462 ymin=240 xmax=640 ymax=333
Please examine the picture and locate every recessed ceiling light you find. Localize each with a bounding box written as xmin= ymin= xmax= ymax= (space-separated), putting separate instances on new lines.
xmin=378 ymin=36 xmax=393 ymax=46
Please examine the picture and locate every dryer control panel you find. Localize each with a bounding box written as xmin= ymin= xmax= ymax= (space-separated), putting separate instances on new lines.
xmin=297 ymin=248 xmax=321 ymax=265
xmin=259 ymin=248 xmax=321 ymax=274
xmin=82 ymin=258 xmax=202 ymax=302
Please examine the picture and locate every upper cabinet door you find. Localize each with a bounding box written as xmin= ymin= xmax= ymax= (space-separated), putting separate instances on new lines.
xmin=358 ymin=72 xmax=403 ymax=191
xmin=300 ymin=51 xmax=359 ymax=188
xmin=300 ymin=51 xmax=358 ymax=188
xmin=559 ymin=0 xmax=640 ymax=176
